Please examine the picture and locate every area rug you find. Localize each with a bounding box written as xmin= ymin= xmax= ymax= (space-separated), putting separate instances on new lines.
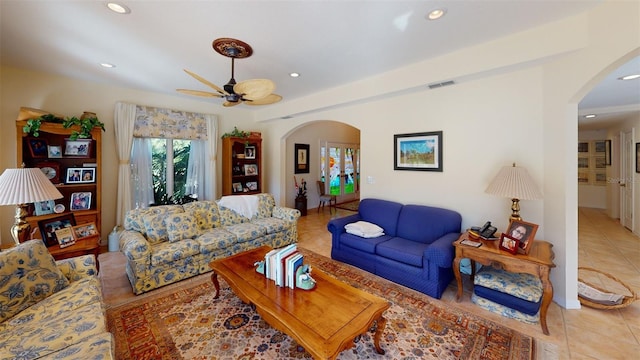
xmin=335 ymin=200 xmax=359 ymax=211
xmin=107 ymin=250 xmax=536 ymax=359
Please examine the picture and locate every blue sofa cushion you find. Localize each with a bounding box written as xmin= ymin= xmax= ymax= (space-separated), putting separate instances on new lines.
xmin=396 ymin=205 xmax=462 ymax=244
xmin=340 ymin=233 xmax=392 ymax=254
xmin=358 ymin=199 xmax=402 ymax=237
xmin=474 ymin=285 xmax=541 ymax=316
xmin=376 ymin=237 xmax=429 ymax=267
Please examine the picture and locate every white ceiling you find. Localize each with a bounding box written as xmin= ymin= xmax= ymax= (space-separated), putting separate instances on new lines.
xmin=1 ymin=1 xmax=638 ymax=127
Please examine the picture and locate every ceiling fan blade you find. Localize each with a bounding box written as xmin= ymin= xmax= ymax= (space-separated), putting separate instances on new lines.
xmin=176 ymin=89 xmax=224 ymax=98
xmin=234 ymin=79 xmax=275 ymax=100
xmin=183 ymin=69 xmax=228 ymax=95
xmin=245 ymin=93 xmax=283 ymax=106
xmin=223 ymin=100 xmax=242 ymax=107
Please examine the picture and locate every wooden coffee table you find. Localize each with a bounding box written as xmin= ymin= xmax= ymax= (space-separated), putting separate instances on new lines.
xmin=209 ymin=246 xmax=390 ymax=360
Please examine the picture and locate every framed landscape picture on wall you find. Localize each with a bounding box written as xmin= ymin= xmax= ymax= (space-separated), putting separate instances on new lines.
xmin=394 ymin=131 xmax=443 ymax=172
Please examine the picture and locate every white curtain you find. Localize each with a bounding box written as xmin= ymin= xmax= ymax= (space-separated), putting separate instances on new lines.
xmin=131 ymin=138 xmax=155 ymax=207
xmin=114 ymin=102 xmax=136 ymax=225
xmin=204 ymin=114 xmax=219 ymax=200
xmin=185 ymin=140 xmax=206 ymax=199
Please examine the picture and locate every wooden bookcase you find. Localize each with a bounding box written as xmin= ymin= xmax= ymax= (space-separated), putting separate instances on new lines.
xmin=15 ymin=120 xmax=102 ymax=244
xmin=222 ymin=132 xmax=262 ymax=196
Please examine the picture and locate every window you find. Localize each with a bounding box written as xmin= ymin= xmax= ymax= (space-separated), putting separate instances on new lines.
xmin=151 ymin=138 xmax=192 ymax=204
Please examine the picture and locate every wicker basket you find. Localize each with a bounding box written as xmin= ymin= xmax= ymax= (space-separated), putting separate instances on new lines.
xmin=578 ymin=267 xmax=637 ymax=309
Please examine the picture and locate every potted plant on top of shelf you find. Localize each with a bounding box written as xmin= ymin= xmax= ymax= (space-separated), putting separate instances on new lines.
xmin=22 ymin=114 xmax=64 ymax=137
xmin=62 ymin=112 xmax=106 ymax=140
xmin=23 ymin=112 xmax=105 ymax=140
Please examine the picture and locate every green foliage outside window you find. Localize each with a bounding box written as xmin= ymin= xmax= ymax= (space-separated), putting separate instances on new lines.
xmin=151 ymin=139 xmax=192 ymax=205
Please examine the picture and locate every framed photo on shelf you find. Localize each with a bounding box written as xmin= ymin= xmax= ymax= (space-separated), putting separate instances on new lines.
xmin=244 ymin=164 xmax=258 ymax=176
xmin=55 ymin=227 xmax=76 ymax=248
xmin=70 ymin=192 xmax=92 ymax=211
xmin=47 ymin=145 xmax=62 ymax=158
xmin=72 ymin=222 xmax=99 ymax=240
xmin=506 ymin=219 xmax=539 ymax=254
xmin=34 ymin=200 xmax=55 ymax=216
xmin=232 ymin=182 xmax=243 ymax=193
xmin=246 ymin=181 xmax=258 ymax=191
xmin=294 ymin=143 xmax=310 ymax=174
xmin=64 ymin=138 xmax=92 ymax=158
xmin=27 ymin=138 xmax=48 ymax=158
xmin=394 ymin=131 xmax=443 ymax=172
xmin=38 ymin=214 xmax=76 ymax=247
xmin=36 ymin=161 xmax=61 ymax=184
xmin=244 ymin=146 xmax=256 ymax=159
xmin=499 ymin=233 xmax=519 ymax=254
xmin=66 ymin=167 xmax=95 ymax=184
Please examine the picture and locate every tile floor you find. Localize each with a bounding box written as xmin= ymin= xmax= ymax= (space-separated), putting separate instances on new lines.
xmin=99 ymin=206 xmax=639 ymax=359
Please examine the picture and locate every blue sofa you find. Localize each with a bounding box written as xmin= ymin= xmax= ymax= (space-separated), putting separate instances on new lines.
xmin=328 ymin=198 xmax=462 ymax=299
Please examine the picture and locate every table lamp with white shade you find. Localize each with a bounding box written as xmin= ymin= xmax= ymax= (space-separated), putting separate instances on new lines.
xmin=0 ymin=167 xmax=63 ymax=245
xmin=485 ymin=163 xmax=543 ymax=222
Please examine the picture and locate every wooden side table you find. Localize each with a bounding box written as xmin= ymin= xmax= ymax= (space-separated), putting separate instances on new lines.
xmin=48 ymin=235 xmax=101 ymax=272
xmin=453 ymin=231 xmax=555 ymax=335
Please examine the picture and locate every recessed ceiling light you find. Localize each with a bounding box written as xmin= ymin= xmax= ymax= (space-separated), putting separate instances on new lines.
xmin=100 ymin=63 xmax=115 ymax=68
xmin=289 ymin=72 xmax=300 ymax=78
xmin=426 ymin=8 xmax=446 ymax=20
xmin=107 ymin=2 xmax=131 ymax=14
xmin=584 ymin=114 xmax=597 ymax=118
xmin=618 ymin=74 xmax=640 ymax=81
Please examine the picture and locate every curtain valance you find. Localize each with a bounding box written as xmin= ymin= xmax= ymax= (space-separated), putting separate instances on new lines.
xmin=134 ymin=105 xmax=208 ymax=140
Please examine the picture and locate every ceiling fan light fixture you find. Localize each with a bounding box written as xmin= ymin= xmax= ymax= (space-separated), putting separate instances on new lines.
xmin=212 ymin=38 xmax=253 ymax=59
xmin=180 ymin=38 xmax=281 ymax=107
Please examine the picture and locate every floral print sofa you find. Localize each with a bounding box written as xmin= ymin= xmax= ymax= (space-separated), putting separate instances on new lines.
xmin=120 ymin=193 xmax=300 ymax=295
xmin=0 ymin=240 xmax=113 ymax=360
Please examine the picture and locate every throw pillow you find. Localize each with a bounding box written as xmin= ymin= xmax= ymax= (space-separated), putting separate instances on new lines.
xmin=0 ymin=239 xmax=69 ymax=324
xmin=344 ymin=221 xmax=384 ymax=238
xmin=143 ymin=213 xmax=170 ymax=244
xmin=166 ymin=212 xmax=200 ymax=242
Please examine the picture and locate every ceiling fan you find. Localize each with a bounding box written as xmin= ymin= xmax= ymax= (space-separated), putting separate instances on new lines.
xmin=177 ymin=38 xmax=282 ymax=107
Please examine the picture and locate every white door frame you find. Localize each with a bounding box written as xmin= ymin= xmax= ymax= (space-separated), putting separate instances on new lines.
xmin=620 ymin=128 xmax=634 ymax=231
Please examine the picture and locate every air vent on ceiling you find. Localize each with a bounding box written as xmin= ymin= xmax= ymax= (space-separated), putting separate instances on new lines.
xmin=428 ymin=80 xmax=455 ymax=89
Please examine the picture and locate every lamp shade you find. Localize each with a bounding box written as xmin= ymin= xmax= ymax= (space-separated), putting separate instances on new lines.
xmin=0 ymin=168 xmax=63 ymax=205
xmin=485 ymin=164 xmax=542 ymax=200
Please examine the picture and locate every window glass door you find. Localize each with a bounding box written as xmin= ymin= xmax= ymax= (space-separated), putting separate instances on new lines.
xmin=321 ymin=142 xmax=359 ymax=202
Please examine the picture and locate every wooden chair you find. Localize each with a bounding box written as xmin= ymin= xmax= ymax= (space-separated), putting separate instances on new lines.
xmin=317 ymin=181 xmax=336 ymax=213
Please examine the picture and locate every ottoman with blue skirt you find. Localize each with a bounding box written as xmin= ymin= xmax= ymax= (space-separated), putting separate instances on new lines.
xmin=471 ymin=266 xmax=543 ymax=324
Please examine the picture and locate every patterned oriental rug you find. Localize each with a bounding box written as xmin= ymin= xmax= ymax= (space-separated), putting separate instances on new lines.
xmin=107 ymin=250 xmax=537 ymax=360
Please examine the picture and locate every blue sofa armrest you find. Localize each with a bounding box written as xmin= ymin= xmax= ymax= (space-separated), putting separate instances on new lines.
xmin=327 ymin=213 xmax=361 ymax=247
xmin=424 ymin=232 xmax=460 ymax=268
